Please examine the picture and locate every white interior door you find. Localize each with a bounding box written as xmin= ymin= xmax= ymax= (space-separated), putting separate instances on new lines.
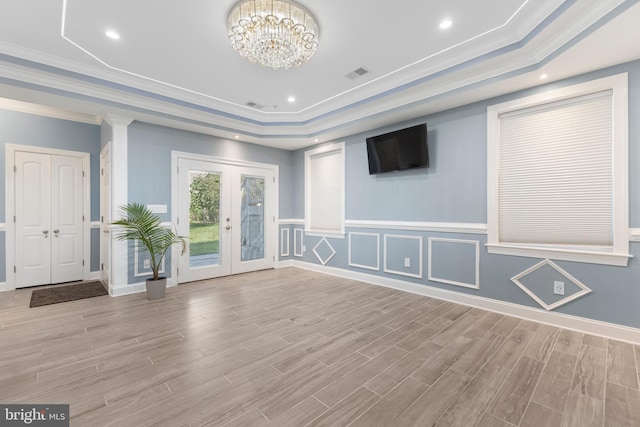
xmin=15 ymin=151 xmax=51 ymax=287
xmin=50 ymin=155 xmax=84 ymax=283
xmin=177 ymin=158 xmax=275 ymax=283
xmin=15 ymin=151 xmax=84 ymax=288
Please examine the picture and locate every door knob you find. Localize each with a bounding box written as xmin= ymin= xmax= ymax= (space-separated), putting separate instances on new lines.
xmin=53 ymin=229 xmax=60 ymax=237
xmin=225 ymin=225 xmax=231 ymax=230
xmin=226 ymin=218 xmax=231 ymax=222
xmin=42 ymin=230 xmax=49 ymax=238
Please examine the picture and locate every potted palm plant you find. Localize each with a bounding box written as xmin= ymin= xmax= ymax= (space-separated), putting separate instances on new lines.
xmin=112 ymin=203 xmax=187 ymax=300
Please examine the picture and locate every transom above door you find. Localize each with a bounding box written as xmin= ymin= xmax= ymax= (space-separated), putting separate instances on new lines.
xmin=173 ymin=154 xmax=278 ymax=284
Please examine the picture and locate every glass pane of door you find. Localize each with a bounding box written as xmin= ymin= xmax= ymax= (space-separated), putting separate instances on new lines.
xmin=189 ymin=171 xmax=220 ymax=267
xmin=240 ymin=175 xmax=265 ymax=262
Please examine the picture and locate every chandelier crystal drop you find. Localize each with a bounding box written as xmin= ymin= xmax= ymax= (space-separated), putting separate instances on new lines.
xmin=228 ymin=0 xmax=319 ymax=70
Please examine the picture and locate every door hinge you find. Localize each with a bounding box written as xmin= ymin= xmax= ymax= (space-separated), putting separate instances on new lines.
xmin=82 ymin=215 xmax=85 ymax=222
xmin=82 ymin=260 xmax=85 ymax=266
xmin=13 ymin=215 xmax=16 ymax=223
xmin=101 ymin=263 xmax=104 ymax=271
xmin=82 ymin=170 xmax=85 ymax=178
xmin=14 ymin=266 xmax=16 ymax=273
xmin=13 ymin=165 xmax=17 ymax=173
xmin=177 ymin=267 xmax=179 ymax=275
xmin=273 ymin=216 xmax=275 ymax=223
xmin=101 ymin=168 xmax=104 ymax=176
xmin=177 ymin=217 xmax=179 ymax=225
xmin=101 ymin=215 xmax=104 ymax=223
xmin=273 ymin=176 xmax=275 ymax=183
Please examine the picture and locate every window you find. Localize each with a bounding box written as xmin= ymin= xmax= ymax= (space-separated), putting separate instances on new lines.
xmin=305 ymin=142 xmax=345 ymax=237
xmin=487 ymin=73 xmax=629 ymax=266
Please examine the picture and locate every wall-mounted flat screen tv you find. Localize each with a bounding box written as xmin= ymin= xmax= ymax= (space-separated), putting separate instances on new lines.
xmin=366 ymin=123 xmax=429 ymax=175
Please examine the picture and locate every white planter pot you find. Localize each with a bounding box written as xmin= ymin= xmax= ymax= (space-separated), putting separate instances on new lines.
xmin=145 ymin=278 xmax=167 ymax=300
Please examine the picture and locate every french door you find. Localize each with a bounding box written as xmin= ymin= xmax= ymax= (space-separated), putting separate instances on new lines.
xmin=14 ymin=151 xmax=84 ymax=287
xmin=176 ymin=158 xmax=276 ymax=283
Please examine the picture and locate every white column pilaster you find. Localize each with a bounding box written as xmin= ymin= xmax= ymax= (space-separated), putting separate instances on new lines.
xmin=104 ymin=115 xmax=133 ymax=294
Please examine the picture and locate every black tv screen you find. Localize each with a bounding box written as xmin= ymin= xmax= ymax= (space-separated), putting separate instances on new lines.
xmin=366 ymin=123 xmax=429 ymax=174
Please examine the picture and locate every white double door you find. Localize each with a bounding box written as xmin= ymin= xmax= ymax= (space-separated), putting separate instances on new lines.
xmin=177 ymin=158 xmax=276 ymax=283
xmin=15 ymin=151 xmax=84 ymax=288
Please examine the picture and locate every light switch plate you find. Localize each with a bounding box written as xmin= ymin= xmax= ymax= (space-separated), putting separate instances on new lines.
xmin=147 ymin=204 xmax=167 ymax=214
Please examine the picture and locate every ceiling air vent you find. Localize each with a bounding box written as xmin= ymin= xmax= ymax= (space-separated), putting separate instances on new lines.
xmin=346 ymin=67 xmax=369 ymax=80
xmin=246 ymin=101 xmax=264 ymax=109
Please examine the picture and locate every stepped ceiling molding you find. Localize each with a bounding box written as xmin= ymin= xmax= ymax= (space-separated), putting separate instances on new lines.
xmin=0 ymin=0 xmax=639 ymax=149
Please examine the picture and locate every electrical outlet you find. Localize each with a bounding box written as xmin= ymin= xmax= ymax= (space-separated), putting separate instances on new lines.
xmin=554 ymin=281 xmax=565 ymax=296
xmin=404 ymin=258 xmax=411 ymax=268
xmin=144 ymin=258 xmax=151 ymax=269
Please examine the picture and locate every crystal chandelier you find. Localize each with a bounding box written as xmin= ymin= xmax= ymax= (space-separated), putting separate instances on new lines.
xmin=227 ymin=0 xmax=319 ymax=70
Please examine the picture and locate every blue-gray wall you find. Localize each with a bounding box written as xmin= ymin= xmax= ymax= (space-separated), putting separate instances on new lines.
xmin=127 ymin=122 xmax=294 ymax=221
xmin=286 ymin=59 xmax=640 ymax=329
xmin=0 ymin=110 xmax=102 ymax=281
xmin=0 ymin=110 xmax=101 ymax=222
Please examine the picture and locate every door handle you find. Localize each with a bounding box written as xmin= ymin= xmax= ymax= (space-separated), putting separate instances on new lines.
xmin=225 ymin=225 xmax=231 ymax=230
xmin=53 ymin=229 xmax=59 ymax=237
xmin=42 ymin=230 xmax=49 ymax=238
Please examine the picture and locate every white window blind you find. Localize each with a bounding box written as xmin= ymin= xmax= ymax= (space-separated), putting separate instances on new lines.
xmin=305 ymin=143 xmax=344 ymax=235
xmin=487 ymin=73 xmax=629 ymax=266
xmin=498 ymin=91 xmax=613 ymax=248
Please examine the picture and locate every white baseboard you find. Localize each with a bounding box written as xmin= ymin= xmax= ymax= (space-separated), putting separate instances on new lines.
xmin=0 ymin=282 xmax=8 ymax=292
xmin=89 ymin=271 xmax=102 ymax=281
xmin=110 ymin=282 xmax=146 ymax=297
xmin=287 ymin=260 xmax=640 ymax=345
xmin=276 ymin=260 xmax=295 ymax=268
xmin=110 ymin=279 xmax=175 ymax=297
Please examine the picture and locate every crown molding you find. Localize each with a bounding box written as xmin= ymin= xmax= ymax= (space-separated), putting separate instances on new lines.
xmin=0 ymin=0 xmax=633 ymax=150
xmin=0 ymin=95 xmax=101 ymax=124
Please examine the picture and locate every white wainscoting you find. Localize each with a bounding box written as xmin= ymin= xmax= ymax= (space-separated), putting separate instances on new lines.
xmin=348 ymin=232 xmax=380 ymax=271
xmin=280 ymin=228 xmax=290 ymax=257
xmin=346 ymin=220 xmax=487 ymax=234
xmin=294 ymin=229 xmax=304 ymax=257
xmin=428 ymin=237 xmax=480 ymax=290
xmin=383 ymin=234 xmax=423 ymax=279
xmin=278 ymin=219 xmax=305 ymax=225
xmin=511 ymin=259 xmax=592 ymax=311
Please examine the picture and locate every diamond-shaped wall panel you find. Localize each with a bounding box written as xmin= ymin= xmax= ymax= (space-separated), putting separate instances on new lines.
xmin=511 ymin=259 xmax=592 ymax=311
xmin=313 ymin=237 xmax=336 ymax=265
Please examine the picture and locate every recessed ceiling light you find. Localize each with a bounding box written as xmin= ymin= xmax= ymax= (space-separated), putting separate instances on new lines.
xmin=287 ymin=96 xmax=296 ymax=103
xmin=439 ymin=19 xmax=453 ymax=30
xmin=105 ymin=30 xmax=120 ymax=40
xmin=234 ymin=135 xmax=239 ymax=139
xmin=540 ymin=73 xmax=549 ymax=80
xmin=314 ymin=138 xmax=319 ymax=142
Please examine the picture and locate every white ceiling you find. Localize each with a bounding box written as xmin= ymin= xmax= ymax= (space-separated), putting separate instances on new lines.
xmin=0 ymin=0 xmax=639 ymax=150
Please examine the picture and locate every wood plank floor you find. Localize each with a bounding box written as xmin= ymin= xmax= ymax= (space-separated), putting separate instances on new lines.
xmin=1 ymin=267 xmax=639 ymax=426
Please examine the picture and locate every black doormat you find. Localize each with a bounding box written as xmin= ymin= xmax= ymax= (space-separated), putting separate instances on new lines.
xmin=29 ymin=281 xmax=108 ymax=308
